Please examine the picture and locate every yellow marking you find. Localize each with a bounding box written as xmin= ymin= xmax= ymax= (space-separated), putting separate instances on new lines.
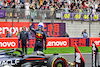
xmin=51 ymin=58 xmax=57 ymax=67
xmin=51 ymin=56 xmax=68 ymax=67
xmin=37 ymin=33 xmax=41 ymax=36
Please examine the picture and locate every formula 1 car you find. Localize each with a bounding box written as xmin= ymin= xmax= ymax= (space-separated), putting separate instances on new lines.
xmin=0 ymin=49 xmax=74 ymax=67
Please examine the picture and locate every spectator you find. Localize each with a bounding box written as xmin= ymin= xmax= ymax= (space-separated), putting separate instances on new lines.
xmin=40 ymin=0 xmax=43 ymax=6
xmin=85 ymin=1 xmax=89 ymax=8
xmin=15 ymin=3 xmax=21 ymax=9
xmin=79 ymin=2 xmax=83 ymax=8
xmin=64 ymin=5 xmax=70 ymax=13
xmin=50 ymin=6 xmax=54 ymax=19
xmin=0 ymin=0 xmax=3 ymax=9
xmin=20 ymin=3 xmax=25 ymax=9
xmin=46 ymin=32 xmax=50 ymax=37
xmin=43 ymin=0 xmax=47 ymax=5
xmin=63 ymin=32 xmax=69 ymax=37
xmin=0 ymin=0 xmax=99 ymax=15
xmin=89 ymin=0 xmax=94 ymax=10
xmin=94 ymin=1 xmax=99 ymax=11
xmin=59 ymin=2 xmax=63 ymax=8
xmin=54 ymin=4 xmax=59 ymax=11
xmin=7 ymin=3 xmax=10 ymax=8
xmin=82 ymin=29 xmax=88 ymax=38
xmin=67 ymin=0 xmax=71 ymax=5
xmin=15 ymin=3 xmax=21 ymax=18
xmin=4 ymin=0 xmax=8 ymax=8
xmin=15 ymin=0 xmax=20 ymax=4
xmin=64 ymin=1 xmax=67 ymax=6
xmin=77 ymin=0 xmax=82 ymax=7
xmin=97 ymin=4 xmax=100 ymax=12
xmin=73 ymin=6 xmax=77 ymax=12
xmin=36 ymin=0 xmax=39 ymax=8
xmin=79 ymin=6 xmax=83 ymax=13
xmin=16 ymin=29 xmax=21 ymax=38
xmin=11 ymin=2 xmax=16 ymax=8
xmin=41 ymin=5 xmax=46 ymax=19
xmin=45 ymin=4 xmax=50 ymax=19
xmin=20 ymin=0 xmax=24 ymax=4
xmin=30 ymin=2 xmax=36 ymax=20
xmin=6 ymin=31 xmax=12 ymax=38
xmin=47 ymin=0 xmax=50 ymax=5
xmin=92 ymin=8 xmax=96 ymax=14
xmin=82 ymin=0 xmax=86 ymax=9
xmin=99 ymin=32 xmax=100 ymax=37
xmin=25 ymin=1 xmax=30 ymax=19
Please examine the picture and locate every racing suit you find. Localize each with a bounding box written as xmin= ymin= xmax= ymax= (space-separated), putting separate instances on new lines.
xmin=30 ymin=25 xmax=46 ymax=52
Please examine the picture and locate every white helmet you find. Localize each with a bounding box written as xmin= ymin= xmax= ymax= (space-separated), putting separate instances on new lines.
xmin=38 ymin=22 xmax=44 ymax=28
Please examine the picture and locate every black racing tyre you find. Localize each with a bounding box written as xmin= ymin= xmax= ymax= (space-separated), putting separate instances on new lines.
xmin=47 ymin=55 xmax=68 ymax=67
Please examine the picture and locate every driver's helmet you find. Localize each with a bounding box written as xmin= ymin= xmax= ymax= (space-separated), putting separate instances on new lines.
xmin=38 ymin=22 xmax=44 ymax=31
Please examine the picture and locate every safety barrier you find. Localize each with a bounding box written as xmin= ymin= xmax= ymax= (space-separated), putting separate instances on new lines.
xmin=0 ymin=37 xmax=100 ymax=48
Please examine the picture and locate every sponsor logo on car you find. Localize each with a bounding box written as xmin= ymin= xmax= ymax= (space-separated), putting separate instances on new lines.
xmin=0 ymin=59 xmax=20 ymax=65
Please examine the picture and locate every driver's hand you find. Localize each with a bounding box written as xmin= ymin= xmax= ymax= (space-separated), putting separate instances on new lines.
xmin=27 ymin=41 xmax=29 ymax=44
xmin=30 ymin=22 xmax=32 ymax=26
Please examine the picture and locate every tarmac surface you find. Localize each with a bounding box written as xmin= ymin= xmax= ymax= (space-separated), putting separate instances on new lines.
xmin=46 ymin=53 xmax=100 ymax=67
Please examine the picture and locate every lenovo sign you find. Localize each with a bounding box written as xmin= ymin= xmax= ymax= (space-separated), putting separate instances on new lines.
xmin=47 ymin=41 xmax=67 ymax=47
xmin=90 ymin=38 xmax=100 ymax=46
xmin=0 ymin=38 xmax=18 ymax=48
xmin=46 ymin=38 xmax=69 ymax=47
xmin=0 ymin=42 xmax=16 ymax=47
xmin=0 ymin=27 xmax=23 ymax=34
xmin=0 ymin=22 xmax=30 ymax=37
xmin=94 ymin=41 xmax=100 ymax=46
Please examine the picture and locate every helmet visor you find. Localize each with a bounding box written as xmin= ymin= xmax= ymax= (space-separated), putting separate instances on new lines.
xmin=38 ymin=25 xmax=43 ymax=28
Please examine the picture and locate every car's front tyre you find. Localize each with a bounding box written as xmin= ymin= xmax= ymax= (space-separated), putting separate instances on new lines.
xmin=47 ymin=55 xmax=68 ymax=67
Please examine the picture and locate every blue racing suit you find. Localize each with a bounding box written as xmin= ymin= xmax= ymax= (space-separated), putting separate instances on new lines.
xmin=30 ymin=25 xmax=46 ymax=52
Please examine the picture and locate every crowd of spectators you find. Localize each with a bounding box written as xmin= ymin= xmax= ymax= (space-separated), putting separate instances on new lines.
xmin=0 ymin=0 xmax=100 ymax=12
xmin=0 ymin=0 xmax=100 ymax=19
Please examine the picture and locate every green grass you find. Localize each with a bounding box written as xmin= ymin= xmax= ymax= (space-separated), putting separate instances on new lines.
xmin=0 ymin=47 xmax=100 ymax=54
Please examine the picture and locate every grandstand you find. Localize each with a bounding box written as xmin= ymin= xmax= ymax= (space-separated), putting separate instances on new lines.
xmin=0 ymin=0 xmax=100 ymax=37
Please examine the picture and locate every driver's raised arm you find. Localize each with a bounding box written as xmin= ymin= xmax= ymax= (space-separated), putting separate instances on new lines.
xmin=29 ymin=23 xmax=36 ymax=34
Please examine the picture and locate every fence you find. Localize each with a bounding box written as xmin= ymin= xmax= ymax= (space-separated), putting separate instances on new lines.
xmin=0 ymin=9 xmax=100 ymax=37
xmin=0 ymin=8 xmax=100 ymax=21
xmin=0 ymin=9 xmax=62 ymax=22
